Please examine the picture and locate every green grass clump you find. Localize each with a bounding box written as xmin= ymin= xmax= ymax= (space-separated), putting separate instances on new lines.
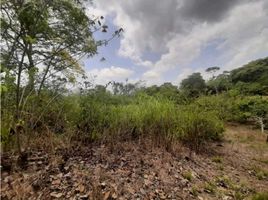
xmin=256 ymin=171 xmax=268 ymax=180
xmin=182 ymin=171 xmax=193 ymax=181
xmin=190 ymin=186 xmax=198 ymax=197
xmin=251 ymin=166 xmax=268 ymax=180
xmin=212 ymin=156 xmax=223 ymax=163
xmin=204 ymin=181 xmax=217 ymax=194
xmin=252 ymin=192 xmax=268 ymax=200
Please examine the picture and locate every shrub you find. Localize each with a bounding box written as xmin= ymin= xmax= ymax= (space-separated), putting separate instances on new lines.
xmin=176 ymin=105 xmax=224 ymax=151
xmin=232 ymin=96 xmax=268 ymax=132
xmin=194 ymin=94 xmax=235 ymax=121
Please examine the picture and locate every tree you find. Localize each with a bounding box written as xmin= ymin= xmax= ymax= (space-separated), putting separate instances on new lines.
xmin=237 ymin=97 xmax=268 ymax=140
xmin=1 ymin=0 xmax=122 ymax=154
xmin=207 ymin=71 xmax=231 ymax=94
xmin=180 ymin=73 xmax=206 ymax=98
xmin=111 ymin=80 xmax=141 ymax=95
xmin=206 ymin=66 xmax=220 ymax=79
xmin=230 ymin=57 xmax=268 ymax=95
xmin=206 ymin=66 xmax=220 ymax=94
xmin=231 ymin=57 xmax=268 ymax=85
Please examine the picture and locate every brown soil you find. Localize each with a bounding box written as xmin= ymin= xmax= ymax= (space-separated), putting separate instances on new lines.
xmin=1 ymin=125 xmax=268 ymax=200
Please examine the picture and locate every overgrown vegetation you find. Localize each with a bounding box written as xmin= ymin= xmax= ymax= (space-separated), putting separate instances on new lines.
xmin=0 ymin=0 xmax=268 ymax=164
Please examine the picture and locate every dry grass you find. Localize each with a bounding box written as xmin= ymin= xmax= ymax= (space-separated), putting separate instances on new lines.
xmin=224 ymin=124 xmax=268 ymax=157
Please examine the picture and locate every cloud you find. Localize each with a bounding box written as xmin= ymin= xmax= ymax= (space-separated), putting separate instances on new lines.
xmin=87 ymin=66 xmax=134 ymax=85
xmin=180 ymin=0 xmax=241 ymax=22
xmin=89 ymin=0 xmax=268 ymax=85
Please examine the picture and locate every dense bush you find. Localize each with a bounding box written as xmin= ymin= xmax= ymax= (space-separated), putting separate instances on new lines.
xmin=231 ymin=96 xmax=268 ymax=132
xmin=194 ymin=94 xmax=235 ymax=121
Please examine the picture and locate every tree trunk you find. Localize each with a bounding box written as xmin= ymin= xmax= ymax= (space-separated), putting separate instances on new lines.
xmin=26 ymin=43 xmax=35 ymax=93
xmin=37 ymin=59 xmax=52 ymax=95
xmin=15 ymin=49 xmax=27 ymax=155
xmin=258 ymin=117 xmax=264 ymax=134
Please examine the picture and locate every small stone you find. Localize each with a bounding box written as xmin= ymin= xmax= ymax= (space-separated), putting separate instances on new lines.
xmin=198 ymin=196 xmax=204 ymax=200
xmin=101 ymin=182 xmax=106 ymax=189
xmin=37 ymin=161 xmax=43 ymax=165
xmin=140 ymin=188 xmax=146 ymax=195
xmin=223 ymin=196 xmax=232 ymax=200
xmin=50 ymin=192 xmax=63 ymax=198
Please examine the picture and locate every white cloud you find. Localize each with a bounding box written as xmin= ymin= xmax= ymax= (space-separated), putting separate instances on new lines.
xmin=87 ymin=66 xmax=134 ymax=85
xmin=88 ymin=0 xmax=268 ymax=85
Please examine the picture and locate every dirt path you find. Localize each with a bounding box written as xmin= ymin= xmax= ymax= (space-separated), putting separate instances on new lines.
xmin=1 ymin=125 xmax=267 ymax=199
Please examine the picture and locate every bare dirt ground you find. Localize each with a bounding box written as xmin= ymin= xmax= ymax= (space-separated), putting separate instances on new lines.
xmin=1 ymin=124 xmax=268 ymax=200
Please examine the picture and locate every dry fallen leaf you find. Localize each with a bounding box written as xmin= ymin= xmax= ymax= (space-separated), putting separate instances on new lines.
xmin=127 ymin=187 xmax=135 ymax=195
xmin=103 ymin=191 xmax=111 ymax=200
xmin=76 ymin=184 xmax=85 ymax=193
xmin=52 ymin=179 xmax=61 ymax=185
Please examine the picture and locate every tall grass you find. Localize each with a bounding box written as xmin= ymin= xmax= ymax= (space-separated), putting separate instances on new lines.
xmin=76 ymin=93 xmax=224 ymax=151
xmin=1 ymin=91 xmax=225 ymax=153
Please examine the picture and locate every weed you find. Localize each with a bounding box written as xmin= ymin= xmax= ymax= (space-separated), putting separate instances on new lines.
xmin=204 ymin=181 xmax=217 ymax=194
xmin=212 ymin=156 xmax=223 ymax=163
xmin=256 ymin=171 xmax=268 ymax=180
xmin=252 ymin=192 xmax=268 ymax=200
xmin=252 ymin=166 xmax=268 ymax=180
xmin=182 ymin=171 xmax=193 ymax=181
xmin=234 ymin=191 xmax=244 ymax=200
xmin=190 ymin=186 xmax=198 ymax=197
xmin=217 ymin=164 xmax=224 ymax=171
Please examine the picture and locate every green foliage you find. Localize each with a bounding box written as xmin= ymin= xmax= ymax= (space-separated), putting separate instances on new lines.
xmin=76 ymin=92 xmax=224 ymax=150
xmin=78 ymin=94 xmax=177 ymax=140
xmin=206 ymin=72 xmax=232 ymax=94
xmin=194 ymin=94 xmax=235 ymax=121
xmin=142 ymin=82 xmax=188 ymax=104
xmin=231 ymin=57 xmax=268 ymax=85
xmin=233 ymin=96 xmax=268 ymax=122
xmin=232 ymin=82 xmax=268 ymax=96
xmin=180 ymin=73 xmax=206 ymax=98
xmin=177 ymin=105 xmax=224 ymax=151
xmin=230 ymin=57 xmax=268 ymax=95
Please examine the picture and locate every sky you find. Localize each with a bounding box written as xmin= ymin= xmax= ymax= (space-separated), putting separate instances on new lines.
xmin=82 ymin=0 xmax=268 ymax=86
